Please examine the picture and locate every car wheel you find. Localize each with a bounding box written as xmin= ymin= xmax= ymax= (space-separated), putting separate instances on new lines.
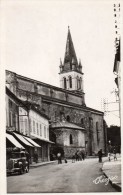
xmin=19 ymin=166 xmax=23 ymax=175
xmin=25 ymin=165 xmax=29 ymax=173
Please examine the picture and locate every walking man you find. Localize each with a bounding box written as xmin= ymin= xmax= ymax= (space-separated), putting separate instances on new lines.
xmin=81 ymin=150 xmax=85 ymax=160
xmin=113 ymin=149 xmax=117 ymax=161
xmin=98 ymin=149 xmax=103 ymax=163
xmin=108 ymin=153 xmax=111 ymax=161
xmin=57 ymin=152 xmax=62 ymax=164
xmin=72 ymin=154 xmax=76 ymax=163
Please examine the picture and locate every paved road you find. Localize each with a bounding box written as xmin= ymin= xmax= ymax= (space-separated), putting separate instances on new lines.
xmin=7 ymin=158 xmax=117 ymax=193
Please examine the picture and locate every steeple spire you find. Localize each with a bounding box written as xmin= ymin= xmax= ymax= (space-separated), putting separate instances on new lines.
xmin=59 ymin=27 xmax=85 ymax=101
xmin=64 ymin=27 xmax=78 ymax=69
xmin=79 ymin=59 xmax=83 ymax=73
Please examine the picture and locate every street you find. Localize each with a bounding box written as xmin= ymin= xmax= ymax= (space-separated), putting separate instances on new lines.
xmin=7 ymin=158 xmax=117 ymax=193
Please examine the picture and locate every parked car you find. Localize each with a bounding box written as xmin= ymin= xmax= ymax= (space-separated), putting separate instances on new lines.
xmin=7 ymin=151 xmax=29 ymax=175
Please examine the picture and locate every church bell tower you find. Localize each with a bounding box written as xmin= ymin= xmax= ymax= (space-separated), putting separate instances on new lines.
xmin=59 ymin=27 xmax=85 ymax=96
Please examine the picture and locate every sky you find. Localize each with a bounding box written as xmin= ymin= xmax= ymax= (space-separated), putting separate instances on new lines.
xmin=2 ymin=0 xmax=121 ymax=126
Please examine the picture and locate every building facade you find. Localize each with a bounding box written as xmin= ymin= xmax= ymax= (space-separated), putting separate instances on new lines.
xmin=28 ymin=104 xmax=52 ymax=162
xmin=6 ymin=28 xmax=106 ymax=157
xmin=6 ymin=87 xmax=52 ymax=162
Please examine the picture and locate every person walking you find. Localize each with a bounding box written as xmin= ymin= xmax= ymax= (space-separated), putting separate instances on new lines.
xmin=98 ymin=149 xmax=103 ymax=163
xmin=72 ymin=154 xmax=76 ymax=163
xmin=64 ymin=158 xmax=67 ymax=163
xmin=113 ymin=149 xmax=117 ymax=161
xmin=108 ymin=152 xmax=111 ymax=161
xmin=75 ymin=151 xmax=79 ymax=161
xmin=81 ymin=150 xmax=85 ymax=161
xmin=57 ymin=152 xmax=62 ymax=164
xmin=25 ymin=150 xmax=30 ymax=170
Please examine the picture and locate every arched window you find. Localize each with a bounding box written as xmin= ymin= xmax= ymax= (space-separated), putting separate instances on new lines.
xmin=69 ymin=76 xmax=72 ymax=88
xmin=51 ymin=132 xmax=56 ymax=143
xmin=70 ymin=134 xmax=73 ymax=144
xmin=77 ymin=76 xmax=79 ymax=89
xmin=64 ymin=77 xmax=67 ymax=89
xmin=80 ymin=77 xmax=82 ymax=89
xmin=66 ymin=115 xmax=70 ymax=122
xmin=70 ymin=63 xmax=72 ymax=70
xmin=81 ymin=118 xmax=84 ymax=125
xmin=96 ymin=122 xmax=99 ymax=143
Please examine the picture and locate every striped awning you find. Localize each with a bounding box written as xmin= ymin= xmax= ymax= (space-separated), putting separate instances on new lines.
xmin=6 ymin=133 xmax=25 ymax=149
xmin=24 ymin=136 xmax=41 ymax=147
xmin=13 ymin=133 xmax=33 ymax=147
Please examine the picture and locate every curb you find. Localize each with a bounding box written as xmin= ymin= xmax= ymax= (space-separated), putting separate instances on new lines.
xmin=112 ymin=182 xmax=121 ymax=192
xmin=30 ymin=161 xmax=56 ymax=169
xmin=101 ymin=169 xmax=121 ymax=192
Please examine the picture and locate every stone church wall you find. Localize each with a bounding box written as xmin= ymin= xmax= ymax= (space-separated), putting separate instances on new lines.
xmin=52 ymin=128 xmax=85 ymax=158
xmin=91 ymin=113 xmax=105 ymax=154
xmin=6 ymin=70 xmax=106 ymax=155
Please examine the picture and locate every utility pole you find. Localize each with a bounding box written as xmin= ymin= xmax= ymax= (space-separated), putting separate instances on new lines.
xmin=101 ymin=96 xmax=119 ymax=118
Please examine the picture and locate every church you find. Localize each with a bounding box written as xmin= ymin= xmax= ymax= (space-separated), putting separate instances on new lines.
xmin=6 ymin=27 xmax=107 ymax=158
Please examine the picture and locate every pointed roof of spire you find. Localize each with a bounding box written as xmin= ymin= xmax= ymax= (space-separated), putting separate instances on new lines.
xmin=64 ymin=26 xmax=78 ymax=66
xmin=79 ymin=59 xmax=82 ymax=67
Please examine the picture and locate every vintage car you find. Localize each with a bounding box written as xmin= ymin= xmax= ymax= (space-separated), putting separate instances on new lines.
xmin=7 ymin=151 xmax=29 ymax=175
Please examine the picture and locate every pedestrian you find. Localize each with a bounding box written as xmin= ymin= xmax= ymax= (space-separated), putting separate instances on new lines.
xmin=81 ymin=150 xmax=85 ymax=160
xmin=98 ymin=149 xmax=103 ymax=163
xmin=72 ymin=154 xmax=76 ymax=163
xmin=64 ymin=158 xmax=67 ymax=163
xmin=108 ymin=153 xmax=111 ymax=161
xmin=75 ymin=151 xmax=79 ymax=161
xmin=25 ymin=150 xmax=30 ymax=170
xmin=78 ymin=151 xmax=82 ymax=161
xmin=57 ymin=152 xmax=62 ymax=164
xmin=113 ymin=149 xmax=117 ymax=161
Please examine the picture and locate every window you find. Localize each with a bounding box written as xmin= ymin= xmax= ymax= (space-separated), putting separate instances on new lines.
xmin=77 ymin=76 xmax=79 ymax=89
xmin=70 ymin=64 xmax=72 ymax=70
xmin=15 ymin=114 xmax=18 ymax=130
xmin=9 ymin=111 xmax=13 ymax=126
xmin=64 ymin=77 xmax=67 ymax=89
xmin=52 ymin=132 xmax=56 ymax=143
xmin=40 ymin=124 xmax=42 ymax=136
xmin=37 ymin=123 xmax=39 ymax=135
xmin=70 ymin=134 xmax=73 ymax=144
xmin=69 ymin=76 xmax=72 ymax=88
xmin=89 ymin=117 xmax=93 ymax=128
xmin=9 ymin=99 xmax=13 ymax=109
xmin=25 ymin=118 xmax=28 ymax=135
xmin=44 ymin=126 xmax=46 ymax=138
xmin=33 ymin=121 xmax=35 ymax=133
xmin=47 ymin=127 xmax=49 ymax=139
xmin=66 ymin=115 xmax=70 ymax=122
xmin=80 ymin=77 xmax=82 ymax=89
xmin=20 ymin=116 xmax=23 ymax=132
xmin=30 ymin=119 xmax=32 ymax=132
xmin=81 ymin=118 xmax=84 ymax=125
xmin=13 ymin=113 xmax=16 ymax=127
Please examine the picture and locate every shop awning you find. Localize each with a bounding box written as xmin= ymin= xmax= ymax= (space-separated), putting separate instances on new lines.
xmin=32 ymin=136 xmax=54 ymax=144
xmin=6 ymin=133 xmax=25 ymax=149
xmin=24 ymin=137 xmax=41 ymax=147
xmin=13 ymin=133 xmax=34 ymax=147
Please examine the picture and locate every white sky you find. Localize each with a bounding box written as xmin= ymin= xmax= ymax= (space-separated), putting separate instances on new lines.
xmin=2 ymin=0 xmax=121 ymax=126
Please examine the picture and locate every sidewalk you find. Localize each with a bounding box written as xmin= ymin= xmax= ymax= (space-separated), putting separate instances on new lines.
xmin=102 ymin=154 xmax=121 ymax=192
xmin=30 ymin=160 xmax=56 ymax=168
